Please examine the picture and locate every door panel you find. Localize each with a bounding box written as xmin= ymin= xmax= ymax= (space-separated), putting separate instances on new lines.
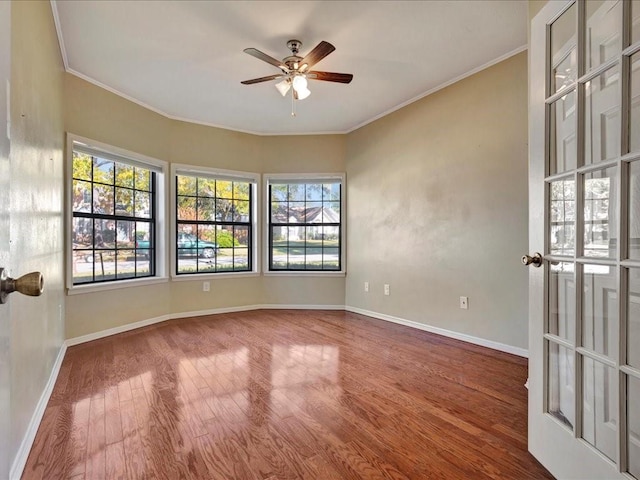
xmin=0 ymin=2 xmax=9 ymax=477
xmin=530 ymin=1 xmax=637 ymax=478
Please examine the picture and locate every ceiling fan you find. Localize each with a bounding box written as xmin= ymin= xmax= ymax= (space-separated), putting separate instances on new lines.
xmin=241 ymin=39 xmax=353 ymax=101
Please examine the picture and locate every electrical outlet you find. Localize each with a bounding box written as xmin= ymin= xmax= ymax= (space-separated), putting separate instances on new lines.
xmin=364 ymin=281 xmax=369 ymax=292
xmin=203 ymin=281 xmax=210 ymax=292
xmin=384 ymin=284 xmax=390 ymax=296
xmin=460 ymin=296 xmax=468 ymax=309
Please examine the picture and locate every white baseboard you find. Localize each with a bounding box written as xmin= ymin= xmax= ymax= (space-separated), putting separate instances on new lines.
xmin=10 ymin=342 xmax=67 ymax=480
xmin=65 ymin=303 xmax=526 ymax=359
xmin=65 ymin=313 xmax=172 ymax=346
xmin=345 ymin=305 xmax=529 ymax=358
xmin=65 ymin=304 xmax=345 ymax=346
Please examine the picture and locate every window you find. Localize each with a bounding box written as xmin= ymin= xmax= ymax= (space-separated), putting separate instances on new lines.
xmin=173 ymin=166 xmax=258 ymax=275
xmin=69 ymin=136 xmax=166 ymax=287
xmin=266 ymin=175 xmax=344 ymax=272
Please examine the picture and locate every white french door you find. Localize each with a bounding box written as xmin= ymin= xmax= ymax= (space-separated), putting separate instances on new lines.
xmin=529 ymin=1 xmax=640 ymax=478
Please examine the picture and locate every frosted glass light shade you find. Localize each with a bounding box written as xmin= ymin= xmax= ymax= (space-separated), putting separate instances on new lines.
xmin=275 ymin=79 xmax=291 ymax=96
xmin=292 ymin=75 xmax=308 ymax=90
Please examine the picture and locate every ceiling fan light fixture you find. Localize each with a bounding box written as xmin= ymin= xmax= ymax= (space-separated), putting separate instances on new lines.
xmin=292 ymin=75 xmax=308 ymax=91
xmin=275 ymin=78 xmax=291 ymax=97
xmin=296 ymin=87 xmax=311 ymax=100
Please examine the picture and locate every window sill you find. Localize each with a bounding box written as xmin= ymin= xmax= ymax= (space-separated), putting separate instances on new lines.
xmin=67 ymin=276 xmax=169 ymax=295
xmin=171 ymin=271 xmax=261 ymax=281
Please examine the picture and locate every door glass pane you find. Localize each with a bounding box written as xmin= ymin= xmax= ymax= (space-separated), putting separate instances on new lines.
xmin=584 ymin=66 xmax=621 ymax=165
xmin=628 ymin=268 xmax=640 ymax=370
xmin=633 ymin=0 xmax=640 ymax=45
xmin=630 ymin=53 xmax=640 ymax=154
xmin=630 ymin=162 xmax=640 ymax=259
xmin=582 ymin=265 xmax=617 ymax=357
xmin=551 ymin=3 xmax=577 ymax=95
xmin=550 ymin=178 xmax=576 ymax=255
xmin=628 ymin=374 xmax=640 ymax=479
xmin=582 ymin=356 xmax=617 ymax=461
xmin=548 ymin=341 xmax=575 ymax=429
xmin=585 ymin=0 xmax=622 ymax=72
xmin=549 ymin=262 xmax=575 ymax=342
xmin=550 ymin=91 xmax=577 ymax=174
xmin=584 ymin=167 xmax=618 ymax=258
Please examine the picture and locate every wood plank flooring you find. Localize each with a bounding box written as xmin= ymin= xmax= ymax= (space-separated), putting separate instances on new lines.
xmin=22 ymin=310 xmax=553 ymax=479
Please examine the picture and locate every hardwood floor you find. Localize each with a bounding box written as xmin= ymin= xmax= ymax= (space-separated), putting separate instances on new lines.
xmin=22 ymin=310 xmax=553 ymax=479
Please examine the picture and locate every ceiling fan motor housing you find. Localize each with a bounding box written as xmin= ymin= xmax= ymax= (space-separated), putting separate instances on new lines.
xmin=286 ymin=39 xmax=302 ymax=55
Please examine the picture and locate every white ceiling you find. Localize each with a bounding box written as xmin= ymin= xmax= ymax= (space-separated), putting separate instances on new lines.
xmin=52 ymin=0 xmax=527 ymax=136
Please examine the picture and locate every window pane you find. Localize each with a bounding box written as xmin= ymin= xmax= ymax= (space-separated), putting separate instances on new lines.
xmin=629 ymin=163 xmax=640 ymax=259
xmin=115 ymin=163 xmax=134 ymax=188
xmin=216 ymin=180 xmax=233 ymax=199
xmin=197 ymin=178 xmax=216 ymax=197
xmin=582 ymin=265 xmax=617 ymax=357
xmin=628 ymin=268 xmax=640 ymax=370
xmin=117 ymin=250 xmax=136 ymax=279
xmin=177 ymin=224 xmax=199 ymax=274
xmin=549 ymin=179 xmax=575 ymax=256
xmin=584 ymin=66 xmax=620 ymax=165
xmin=115 ymin=187 xmax=133 ymax=216
xmin=581 ymin=356 xmax=617 ymax=461
xmin=177 ymin=175 xmax=196 ymax=196
xmin=548 ymin=341 xmax=575 ymax=429
xmin=136 ymin=253 xmax=151 ymax=277
xmin=134 ymin=167 xmax=150 ymax=191
xmin=627 ymin=374 xmax=640 ymax=479
xmin=197 ymin=198 xmax=215 ymax=221
xmin=305 ymin=184 xmax=323 ymax=201
xmin=323 ymin=247 xmax=340 ymax=270
xmin=551 ymin=3 xmax=576 ymax=95
xmin=93 ymin=184 xmax=114 ymax=215
xmin=134 ymin=191 xmax=150 ymax=218
xmin=548 ymin=262 xmax=575 ymax=342
xmin=288 ymin=184 xmax=305 ymax=201
xmin=233 ymin=200 xmax=250 ymax=222
xmin=235 ymin=182 xmax=250 ymax=200
xmin=177 ymin=196 xmax=196 ymax=221
xmin=93 ymin=250 xmax=116 ymax=282
xmin=550 ymin=91 xmax=577 ymax=174
xmin=72 ymin=180 xmax=92 ymax=213
xmin=631 ymin=53 xmax=640 ymax=155
xmin=93 ymin=158 xmax=114 ymax=184
xmin=72 ymin=152 xmax=92 ymax=181
xmin=116 ymin=220 xmax=135 ymax=250
xmin=585 ymin=0 xmax=621 ymax=72
xmin=95 ymin=219 xmax=116 ymax=248
xmin=584 ymin=167 xmax=617 ymax=258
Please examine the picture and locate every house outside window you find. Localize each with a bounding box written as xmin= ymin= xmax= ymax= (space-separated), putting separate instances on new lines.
xmin=172 ymin=165 xmax=259 ymax=276
xmin=265 ymin=174 xmax=345 ymax=273
xmin=68 ymin=135 xmax=167 ymax=289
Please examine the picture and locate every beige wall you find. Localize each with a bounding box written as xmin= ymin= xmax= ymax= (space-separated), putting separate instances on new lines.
xmin=64 ymin=76 xmax=346 ymax=339
xmin=9 ymin=0 xmax=65 ymax=468
xmin=345 ymin=52 xmax=529 ymax=349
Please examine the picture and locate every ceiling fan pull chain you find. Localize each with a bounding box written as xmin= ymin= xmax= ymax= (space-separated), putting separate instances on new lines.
xmin=291 ymin=88 xmax=296 ymax=117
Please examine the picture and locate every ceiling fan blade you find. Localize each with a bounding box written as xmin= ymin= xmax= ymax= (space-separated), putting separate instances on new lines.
xmin=299 ymin=41 xmax=335 ymax=71
xmin=307 ymin=71 xmax=353 ymax=84
xmin=243 ymin=48 xmax=288 ymax=71
xmin=241 ymin=74 xmax=284 ymax=85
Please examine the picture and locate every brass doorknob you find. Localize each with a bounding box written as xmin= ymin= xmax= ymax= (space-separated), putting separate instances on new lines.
xmin=0 ymin=268 xmax=44 ymax=304
xmin=521 ymin=252 xmax=543 ymax=268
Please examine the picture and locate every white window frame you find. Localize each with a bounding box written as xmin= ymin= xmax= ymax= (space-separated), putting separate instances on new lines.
xmin=66 ymin=133 xmax=169 ymax=294
xmin=263 ymin=173 xmax=346 ymax=276
xmin=171 ymin=164 xmax=260 ymax=279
